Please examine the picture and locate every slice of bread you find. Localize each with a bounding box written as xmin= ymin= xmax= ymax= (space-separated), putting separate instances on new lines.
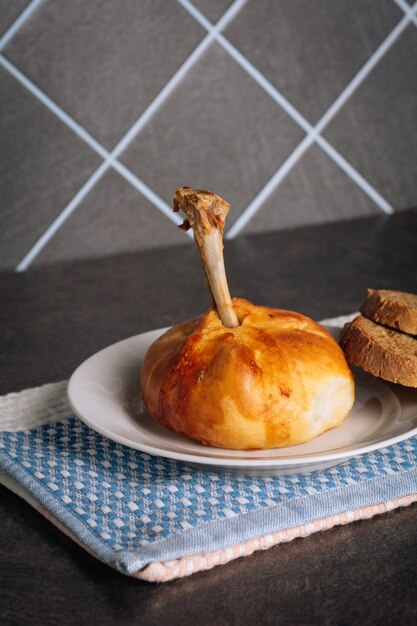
xmin=340 ymin=314 xmax=417 ymax=387
xmin=360 ymin=289 xmax=417 ymax=335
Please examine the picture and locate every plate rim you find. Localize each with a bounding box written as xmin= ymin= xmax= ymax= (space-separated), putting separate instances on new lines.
xmin=67 ymin=325 xmax=417 ymax=469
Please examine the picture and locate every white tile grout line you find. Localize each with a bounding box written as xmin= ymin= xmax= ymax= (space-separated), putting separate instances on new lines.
xmin=221 ymin=32 xmax=394 ymax=237
xmin=0 ymin=0 xmax=44 ymax=52
xmin=392 ymin=0 xmax=417 ymax=27
xmin=14 ymin=162 xmax=109 ymax=272
xmin=110 ymin=0 xmax=249 ymax=160
xmin=176 ymin=0 xmax=310 ymax=133
xmin=226 ymin=10 xmax=409 ymax=237
xmin=5 ymin=0 xmax=415 ymax=269
xmin=0 ymin=54 xmax=187 ymax=221
xmin=0 ymin=54 xmax=187 ymax=228
xmin=314 ymin=4 xmax=417 ymax=135
xmin=0 ymin=55 xmax=109 ymax=160
xmin=227 ymin=0 xmax=417 ymax=236
xmin=178 ymin=0 xmax=415 ymax=238
xmin=10 ymin=0 xmax=248 ymax=271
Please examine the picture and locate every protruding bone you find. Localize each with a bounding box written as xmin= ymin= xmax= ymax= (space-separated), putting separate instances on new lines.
xmin=173 ymin=187 xmax=239 ymax=328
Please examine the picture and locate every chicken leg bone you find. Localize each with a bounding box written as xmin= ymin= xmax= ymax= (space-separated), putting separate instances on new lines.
xmin=173 ymin=187 xmax=239 ymax=328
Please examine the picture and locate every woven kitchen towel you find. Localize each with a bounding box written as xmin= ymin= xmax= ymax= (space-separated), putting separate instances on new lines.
xmin=1 ymin=314 xmax=417 ymax=582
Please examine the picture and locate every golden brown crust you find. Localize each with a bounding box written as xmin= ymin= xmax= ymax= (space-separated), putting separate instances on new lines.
xmin=340 ymin=314 xmax=417 ymax=387
xmin=360 ymin=289 xmax=417 ymax=335
xmin=141 ymin=298 xmax=355 ymax=450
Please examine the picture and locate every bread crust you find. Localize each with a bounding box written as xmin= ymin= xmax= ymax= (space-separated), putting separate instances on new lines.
xmin=340 ymin=315 xmax=417 ymax=387
xmin=361 ymin=289 xmax=417 ymax=335
xmin=141 ymin=298 xmax=354 ymax=450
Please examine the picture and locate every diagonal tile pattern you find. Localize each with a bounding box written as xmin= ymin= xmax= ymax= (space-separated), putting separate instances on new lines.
xmin=0 ymin=0 xmax=30 ymax=36
xmin=121 ymin=43 xmax=305 ymax=225
xmin=225 ymin=0 xmax=403 ymax=123
xmin=0 ymin=68 xmax=100 ymax=269
xmin=0 ymin=0 xmax=416 ymax=271
xmin=3 ymin=0 xmax=205 ymax=149
xmin=242 ymin=144 xmax=381 ymax=234
xmin=323 ymin=24 xmax=417 ymax=210
xmin=34 ymin=170 xmax=189 ymax=266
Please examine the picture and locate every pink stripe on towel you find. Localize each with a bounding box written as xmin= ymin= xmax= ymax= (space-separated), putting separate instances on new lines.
xmin=136 ymin=494 xmax=417 ymax=582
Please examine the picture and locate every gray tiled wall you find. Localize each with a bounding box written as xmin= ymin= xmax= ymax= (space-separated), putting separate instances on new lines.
xmin=1 ymin=0 xmax=416 ymax=271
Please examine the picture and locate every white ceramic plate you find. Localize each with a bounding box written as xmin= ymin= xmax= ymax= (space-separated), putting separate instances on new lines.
xmin=67 ymin=326 xmax=417 ymax=475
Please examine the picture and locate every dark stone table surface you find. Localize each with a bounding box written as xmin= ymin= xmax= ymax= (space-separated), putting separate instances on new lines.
xmin=1 ymin=210 xmax=417 ymax=625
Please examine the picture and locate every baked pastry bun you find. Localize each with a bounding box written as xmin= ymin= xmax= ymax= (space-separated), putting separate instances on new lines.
xmin=141 ymin=297 xmax=355 ymax=449
xmin=140 ymin=187 xmax=355 ymax=450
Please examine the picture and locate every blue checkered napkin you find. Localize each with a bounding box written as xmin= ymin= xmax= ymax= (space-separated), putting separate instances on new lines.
xmin=1 ymin=378 xmax=417 ymax=580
